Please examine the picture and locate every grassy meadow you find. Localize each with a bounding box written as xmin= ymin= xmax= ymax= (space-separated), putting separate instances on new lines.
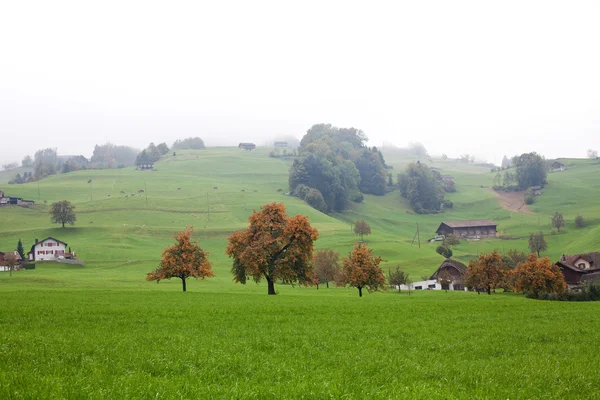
xmin=1 ymin=148 xmax=600 ymax=398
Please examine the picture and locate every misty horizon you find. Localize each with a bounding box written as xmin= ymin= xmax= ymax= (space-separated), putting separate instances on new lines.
xmin=1 ymin=1 xmax=599 ymax=166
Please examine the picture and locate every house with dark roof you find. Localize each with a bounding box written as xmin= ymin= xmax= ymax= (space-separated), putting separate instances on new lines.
xmin=436 ymin=220 xmax=497 ymax=239
xmin=550 ymin=161 xmax=565 ymax=172
xmin=27 ymin=237 xmax=68 ymax=261
xmin=397 ymin=259 xmax=469 ymax=291
xmin=238 ymin=143 xmax=256 ymax=151
xmin=556 ymin=252 xmax=600 ymax=289
xmin=0 ymin=251 xmax=22 ymax=271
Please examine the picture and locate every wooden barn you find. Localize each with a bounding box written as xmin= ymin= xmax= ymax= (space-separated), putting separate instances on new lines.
xmin=430 ymin=259 xmax=469 ymax=291
xmin=238 ymin=143 xmax=256 ymax=151
xmin=556 ymin=252 xmax=600 ymax=289
xmin=435 ymin=220 xmax=497 ymax=239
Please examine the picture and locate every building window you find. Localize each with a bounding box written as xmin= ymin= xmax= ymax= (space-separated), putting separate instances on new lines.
xmin=428 ymin=284 xmax=436 ymax=289
xmin=579 ymin=263 xmax=586 ymax=269
xmin=415 ymin=286 xmax=422 ymax=290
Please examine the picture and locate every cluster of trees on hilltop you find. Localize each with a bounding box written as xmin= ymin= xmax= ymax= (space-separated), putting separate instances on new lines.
xmin=493 ymin=152 xmax=548 ymax=191
xmin=172 ymin=137 xmax=205 ymax=150
xmin=397 ymin=161 xmax=446 ymax=214
xmin=135 ymin=142 xmax=169 ymax=165
xmin=288 ymin=124 xmax=389 ymax=212
xmin=90 ymin=143 xmax=138 ymax=169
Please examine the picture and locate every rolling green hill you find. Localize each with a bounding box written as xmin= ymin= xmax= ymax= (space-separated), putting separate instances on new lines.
xmin=1 ymin=148 xmax=599 ymax=285
xmin=2 ymin=148 xmax=600 ymax=398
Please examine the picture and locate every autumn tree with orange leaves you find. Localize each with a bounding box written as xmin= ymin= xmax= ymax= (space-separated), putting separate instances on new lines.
xmin=512 ymin=254 xmax=566 ymax=298
xmin=146 ymin=226 xmax=214 ymax=292
xmin=464 ymin=250 xmax=507 ymax=295
xmin=226 ymin=203 xmax=319 ymax=295
xmin=337 ymin=243 xmax=385 ymax=297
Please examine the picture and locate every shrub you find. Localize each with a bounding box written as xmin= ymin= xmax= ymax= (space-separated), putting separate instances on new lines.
xmin=575 ymin=215 xmax=585 ymax=228
xmin=352 ymin=192 xmax=364 ymax=203
xmin=436 ymin=245 xmax=453 ymax=258
xmin=442 ymin=199 xmax=454 ymax=209
xmin=293 ymin=184 xmax=310 ymax=200
xmin=305 ymin=189 xmax=328 ymax=213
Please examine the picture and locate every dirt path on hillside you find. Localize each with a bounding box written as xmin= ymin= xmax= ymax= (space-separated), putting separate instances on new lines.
xmin=485 ymin=189 xmax=534 ymax=214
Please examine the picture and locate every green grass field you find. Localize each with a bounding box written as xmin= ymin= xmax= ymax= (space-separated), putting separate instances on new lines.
xmin=1 ymin=148 xmax=600 ymax=398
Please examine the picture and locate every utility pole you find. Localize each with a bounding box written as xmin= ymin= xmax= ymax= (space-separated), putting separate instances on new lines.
xmin=37 ymin=180 xmax=40 ymax=199
xmin=207 ymin=192 xmax=210 ymax=221
xmin=417 ymin=223 xmax=421 ymax=248
xmin=145 ymin=181 xmax=148 ymax=205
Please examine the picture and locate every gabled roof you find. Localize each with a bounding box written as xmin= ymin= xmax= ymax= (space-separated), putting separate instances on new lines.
xmin=559 ymin=252 xmax=600 ymax=271
xmin=439 ymin=220 xmax=497 ymax=228
xmin=29 ymin=237 xmax=69 ymax=254
xmin=430 ymin=258 xmax=468 ymax=279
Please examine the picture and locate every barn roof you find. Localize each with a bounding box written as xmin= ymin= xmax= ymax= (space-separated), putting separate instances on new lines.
xmin=440 ymin=220 xmax=497 ymax=228
xmin=430 ymin=258 xmax=468 ymax=279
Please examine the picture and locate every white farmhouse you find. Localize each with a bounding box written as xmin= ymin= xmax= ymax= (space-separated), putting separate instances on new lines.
xmin=27 ymin=237 xmax=68 ymax=261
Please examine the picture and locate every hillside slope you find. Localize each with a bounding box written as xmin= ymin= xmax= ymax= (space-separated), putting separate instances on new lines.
xmin=0 ymin=148 xmax=599 ymax=287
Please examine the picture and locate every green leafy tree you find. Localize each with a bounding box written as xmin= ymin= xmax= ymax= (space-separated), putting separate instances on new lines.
xmin=552 ymin=212 xmax=565 ymax=232
xmin=442 ymin=234 xmax=460 ymax=247
xmin=575 ymin=215 xmax=585 ymax=228
xmin=436 ymin=245 xmax=453 ymax=259
xmin=50 ymin=200 xmax=76 ymax=228
xmin=21 ymin=155 xmax=33 ymax=167
xmin=172 ymin=137 xmax=206 ymax=149
xmin=512 ymin=152 xmax=547 ymax=190
xmin=157 ymin=142 xmax=169 ymax=155
xmin=397 ymin=161 xmax=444 ymax=214
xmin=305 ymin=188 xmax=327 ymax=213
xmin=146 ymin=142 xmax=161 ymax=163
xmin=389 ymin=266 xmax=408 ymax=292
xmin=528 ymin=232 xmax=547 ymax=257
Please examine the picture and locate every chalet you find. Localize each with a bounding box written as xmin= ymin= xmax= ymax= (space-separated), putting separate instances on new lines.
xmin=274 ymin=141 xmax=288 ymax=148
xmin=238 ymin=143 xmax=256 ymax=151
xmin=0 ymin=251 xmax=22 ymax=270
xmin=530 ymin=185 xmax=542 ymax=195
xmin=136 ymin=163 xmax=154 ymax=171
xmin=550 ymin=161 xmax=565 ymax=172
xmin=435 ymin=220 xmax=497 ymax=239
xmin=27 ymin=237 xmax=68 ymax=262
xmin=556 ymin=252 xmax=600 ymax=289
xmin=398 ymin=259 xmax=468 ymax=291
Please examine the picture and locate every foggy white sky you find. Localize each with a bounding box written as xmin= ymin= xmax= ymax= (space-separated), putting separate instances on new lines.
xmin=1 ymin=0 xmax=599 ymax=165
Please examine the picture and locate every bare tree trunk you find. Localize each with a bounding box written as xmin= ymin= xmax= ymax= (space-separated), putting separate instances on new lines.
xmin=326 ymin=281 xmax=329 ymax=289
xmin=181 ymin=277 xmax=187 ymax=292
xmin=267 ymin=276 xmax=276 ymax=295
xmin=358 ymin=286 xmax=363 ymax=297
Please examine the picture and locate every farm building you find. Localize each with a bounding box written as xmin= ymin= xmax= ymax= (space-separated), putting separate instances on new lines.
xmin=27 ymin=237 xmax=68 ymax=262
xmin=398 ymin=259 xmax=468 ymax=291
xmin=136 ymin=163 xmax=154 ymax=170
xmin=435 ymin=220 xmax=497 ymax=239
xmin=0 ymin=251 xmax=22 ymax=271
xmin=550 ymin=161 xmax=565 ymax=172
xmin=0 ymin=190 xmax=34 ymax=206
xmin=556 ymin=252 xmax=600 ymax=290
xmin=530 ymin=185 xmax=542 ymax=195
xmin=274 ymin=141 xmax=288 ymax=148
xmin=238 ymin=143 xmax=256 ymax=151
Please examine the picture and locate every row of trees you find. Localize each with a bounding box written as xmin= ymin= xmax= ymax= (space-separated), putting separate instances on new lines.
xmin=465 ymin=250 xmax=566 ymax=298
xmin=147 ymin=203 xmax=386 ymax=297
xmin=288 ymin=124 xmax=390 ymax=212
xmin=135 ymin=142 xmax=169 ymax=165
xmin=493 ymin=152 xmax=548 ymax=191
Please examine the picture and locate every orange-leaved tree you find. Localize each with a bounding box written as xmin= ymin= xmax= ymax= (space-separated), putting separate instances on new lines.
xmin=464 ymin=250 xmax=507 ymax=295
xmin=512 ymin=253 xmax=566 ymax=298
xmin=146 ymin=226 xmax=214 ymax=292
xmin=226 ymin=202 xmax=319 ymax=295
xmin=337 ymin=243 xmax=385 ymax=297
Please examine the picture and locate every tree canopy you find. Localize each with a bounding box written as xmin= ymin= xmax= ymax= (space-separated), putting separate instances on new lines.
xmin=289 ymin=123 xmax=388 ymax=212
xmin=146 ymin=227 xmax=214 ymax=292
xmin=398 ymin=161 xmax=444 ymax=214
xmin=512 ymin=152 xmax=547 ymax=190
xmin=337 ymin=243 xmax=385 ymax=297
xmin=464 ymin=250 xmax=507 ymax=294
xmin=354 ymin=220 xmax=372 ymax=241
xmin=226 ymin=203 xmax=319 ymax=295
xmin=528 ymin=232 xmax=547 ymax=257
xmin=552 ymin=212 xmax=565 ymax=232
xmin=90 ymin=143 xmax=138 ymax=168
xmin=49 ymin=200 xmax=76 ymax=228
xmin=313 ymin=249 xmax=340 ymax=289
xmin=172 ymin=137 xmax=206 ymax=150
xmin=512 ymin=254 xmax=566 ymax=298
